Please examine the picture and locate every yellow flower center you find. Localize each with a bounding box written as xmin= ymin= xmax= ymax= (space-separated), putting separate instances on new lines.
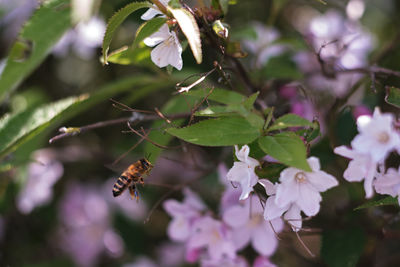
xmin=295 ymin=172 xmax=307 ymax=183
xmin=377 ymin=132 xmax=390 ymax=144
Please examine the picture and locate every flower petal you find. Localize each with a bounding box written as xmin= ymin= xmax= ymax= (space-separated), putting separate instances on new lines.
xmin=251 ymin=225 xmax=278 ymax=256
xmin=223 ymin=205 xmax=248 ymax=228
xmin=264 ymin=196 xmax=288 ymax=220
xmin=143 ymin=24 xmax=171 ymax=47
xmin=307 ymin=171 xmax=338 ymax=192
xmin=284 ymin=205 xmax=302 ymax=232
xmin=297 ymin=183 xmax=321 ymax=216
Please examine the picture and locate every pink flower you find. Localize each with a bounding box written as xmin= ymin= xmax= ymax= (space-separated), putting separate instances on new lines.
xmin=374 ymin=168 xmax=400 ymax=205
xmin=227 ymin=145 xmax=260 ymax=200
xmin=201 ymin=256 xmax=249 ymax=267
xmin=352 ymin=107 xmax=400 ymax=163
xmin=17 ymin=150 xmax=63 ymax=214
xmin=58 ymin=183 xmax=124 ymax=267
xmin=163 ymin=188 xmax=206 ymax=242
xmin=223 ymin=196 xmax=283 ymax=256
xmin=187 ymin=216 xmax=236 ymax=261
xmin=253 ymin=256 xmax=277 ymax=267
xmin=334 ymin=146 xmax=378 ymax=198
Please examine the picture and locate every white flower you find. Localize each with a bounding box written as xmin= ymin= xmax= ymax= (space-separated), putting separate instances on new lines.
xmin=143 ymin=24 xmax=183 ymax=70
xmin=141 ymin=0 xmax=169 ymax=20
xmin=226 ymin=145 xmax=260 ymax=200
xmin=351 ymin=107 xmax=400 ymax=163
xmin=274 ymin=157 xmax=338 ymax=217
xmin=260 ymin=179 xmax=303 ymax=232
xmin=334 ymin=146 xmax=379 ymax=198
xmin=374 ymin=168 xmax=400 ymax=205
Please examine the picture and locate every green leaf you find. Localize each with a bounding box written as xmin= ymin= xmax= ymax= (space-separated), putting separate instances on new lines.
xmin=255 ymin=162 xmax=286 ymax=180
xmin=258 ymin=132 xmax=311 ymax=171
xmin=354 ymin=196 xmax=398 ymax=210
xmin=0 ymin=0 xmax=71 ymax=102
xmin=133 ymin=17 xmax=167 ymax=47
xmin=261 ymin=53 xmax=303 ymax=80
xmin=321 ymin=228 xmax=366 ymax=267
xmin=0 ymin=96 xmax=88 ymax=158
xmin=169 ymin=7 xmax=202 ymax=64
xmin=102 ymin=1 xmax=152 ymax=64
xmin=268 ymin=114 xmax=313 ymax=131
xmin=184 ymin=88 xmax=246 ymax=105
xmin=166 ymin=117 xmax=260 ymax=146
xmin=385 ymin=86 xmax=400 ymax=108
xmin=106 ymin=46 xmax=151 ymax=65
xmin=194 ymin=106 xmax=237 ymax=117
xmin=242 ymin=91 xmax=259 ymax=110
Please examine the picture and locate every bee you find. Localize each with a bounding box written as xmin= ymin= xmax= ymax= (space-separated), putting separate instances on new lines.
xmin=112 ymin=158 xmax=153 ymax=200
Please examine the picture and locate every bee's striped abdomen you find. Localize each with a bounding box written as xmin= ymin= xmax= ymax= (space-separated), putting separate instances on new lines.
xmin=113 ymin=175 xmax=131 ymax=197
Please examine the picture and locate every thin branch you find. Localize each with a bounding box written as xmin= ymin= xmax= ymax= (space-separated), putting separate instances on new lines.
xmin=126 ymin=123 xmax=175 ymax=150
xmin=49 ymin=112 xmax=191 ymax=144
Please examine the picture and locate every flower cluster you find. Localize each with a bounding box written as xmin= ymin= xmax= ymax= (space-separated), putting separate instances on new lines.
xmin=335 ymin=107 xmax=400 ymax=201
xmin=163 ymin=185 xmax=282 ymax=266
xmin=226 ymin=145 xmax=338 ymax=232
xmin=162 ymin=144 xmax=340 ymax=265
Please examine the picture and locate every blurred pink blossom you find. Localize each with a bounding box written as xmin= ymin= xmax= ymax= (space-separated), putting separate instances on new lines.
xmin=17 ymin=150 xmax=63 ymax=214
xmin=53 ymin=16 xmax=106 ymax=59
xmin=201 ymin=255 xmax=249 ymax=267
xmin=223 ymin=196 xmax=283 ymax=256
xmin=58 ymin=183 xmax=124 ymax=267
xmin=243 ymin=23 xmax=286 ymax=67
xmin=374 ymin=168 xmax=400 ymax=205
xmin=352 ymin=107 xmax=400 ymax=163
xmin=334 ymin=146 xmax=378 ymax=198
xmin=187 ymin=216 xmax=236 ymax=261
xmin=352 ymin=105 xmax=372 ymax=120
xmin=253 ymin=256 xmax=277 ymax=267
xmin=163 ymin=187 xmax=206 ymax=242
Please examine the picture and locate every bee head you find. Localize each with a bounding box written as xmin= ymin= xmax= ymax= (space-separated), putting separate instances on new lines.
xmin=140 ymin=158 xmax=153 ymax=170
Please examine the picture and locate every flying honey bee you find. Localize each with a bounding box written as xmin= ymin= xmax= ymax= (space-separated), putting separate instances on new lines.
xmin=112 ymin=158 xmax=153 ymax=200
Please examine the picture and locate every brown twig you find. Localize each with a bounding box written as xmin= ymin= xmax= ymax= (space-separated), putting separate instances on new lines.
xmin=126 ymin=123 xmax=175 ymax=150
xmin=49 ymin=112 xmax=191 ymax=144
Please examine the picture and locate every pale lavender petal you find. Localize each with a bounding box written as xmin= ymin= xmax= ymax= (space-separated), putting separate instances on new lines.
xmin=297 ymin=184 xmax=321 ymax=216
xmin=264 ymin=196 xmax=288 ymax=220
xmin=231 ymin=226 xmax=251 ymax=251
xmin=251 ymin=224 xmax=278 ymax=256
xmin=284 ymin=205 xmax=302 ymax=232
xmin=167 ymin=218 xmax=191 ymax=241
xmin=183 ymin=187 xmax=206 ymax=211
xmin=275 ymin=178 xmax=299 ymax=208
xmin=307 ymin=157 xmax=321 ymax=172
xmin=334 ymin=145 xmax=356 ymax=159
xmin=141 ymin=7 xmax=163 ymax=20
xmin=307 ymin=171 xmax=338 ymax=192
xmin=163 ymin=199 xmax=186 ymax=217
xmin=258 ymin=179 xmax=276 ymax=195
xmin=143 ymin=24 xmax=171 ymax=47
xmin=223 ymin=205 xmax=248 ymax=228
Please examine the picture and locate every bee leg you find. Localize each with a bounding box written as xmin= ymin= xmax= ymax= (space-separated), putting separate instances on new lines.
xmin=129 ymin=184 xmax=139 ymax=202
xmin=139 ymin=177 xmax=144 ymax=185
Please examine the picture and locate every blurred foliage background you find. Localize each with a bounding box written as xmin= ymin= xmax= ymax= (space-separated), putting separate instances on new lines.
xmin=1 ymin=0 xmax=400 ymax=266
